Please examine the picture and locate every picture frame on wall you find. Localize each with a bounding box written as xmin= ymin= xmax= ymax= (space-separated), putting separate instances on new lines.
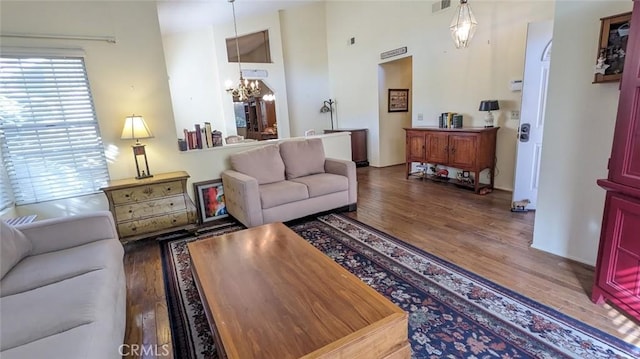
xmin=388 ymin=89 xmax=409 ymax=112
xmin=193 ymin=179 xmax=228 ymax=223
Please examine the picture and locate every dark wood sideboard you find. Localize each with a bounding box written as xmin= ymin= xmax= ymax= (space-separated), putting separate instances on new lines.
xmin=324 ymin=128 xmax=369 ymax=167
xmin=404 ymin=127 xmax=499 ymax=194
xmin=592 ymin=0 xmax=640 ymax=322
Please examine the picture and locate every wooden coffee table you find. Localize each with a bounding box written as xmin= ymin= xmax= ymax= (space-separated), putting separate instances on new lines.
xmin=188 ymin=222 xmax=410 ymax=359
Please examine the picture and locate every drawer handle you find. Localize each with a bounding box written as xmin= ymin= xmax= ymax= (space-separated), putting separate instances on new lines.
xmin=169 ymin=203 xmax=174 ymax=206
xmin=172 ymin=219 xmax=177 ymax=223
xmin=131 ymin=227 xmax=137 ymax=231
xmin=128 ymin=210 xmax=132 ymax=213
xmin=167 ymin=187 xmax=172 ymax=191
xmin=125 ymin=194 xmax=130 ymax=198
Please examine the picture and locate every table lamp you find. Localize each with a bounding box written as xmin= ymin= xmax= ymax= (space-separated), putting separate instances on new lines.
xmin=479 ymin=100 xmax=499 ymax=128
xmin=121 ymin=115 xmax=153 ymax=179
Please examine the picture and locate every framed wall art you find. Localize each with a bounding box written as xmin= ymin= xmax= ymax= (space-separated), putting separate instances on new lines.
xmin=594 ymin=11 xmax=632 ymax=83
xmin=193 ymin=179 xmax=228 ymax=223
xmin=388 ymin=89 xmax=409 ymax=112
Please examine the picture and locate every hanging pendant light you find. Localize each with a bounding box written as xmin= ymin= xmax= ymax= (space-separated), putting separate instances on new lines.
xmin=450 ymin=0 xmax=478 ymax=49
xmin=225 ymin=0 xmax=260 ymax=101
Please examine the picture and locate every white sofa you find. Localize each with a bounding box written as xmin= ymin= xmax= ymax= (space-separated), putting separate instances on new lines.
xmin=0 ymin=211 xmax=126 ymax=359
xmin=222 ymin=138 xmax=357 ymax=227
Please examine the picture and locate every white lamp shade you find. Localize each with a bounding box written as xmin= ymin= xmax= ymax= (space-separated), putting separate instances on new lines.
xmin=121 ymin=115 xmax=153 ymax=141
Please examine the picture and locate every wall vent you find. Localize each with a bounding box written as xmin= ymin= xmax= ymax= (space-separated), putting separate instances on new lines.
xmin=432 ymin=0 xmax=451 ymax=13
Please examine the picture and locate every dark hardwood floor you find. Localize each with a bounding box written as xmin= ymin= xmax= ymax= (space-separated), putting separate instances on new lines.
xmin=123 ymin=165 xmax=640 ymax=358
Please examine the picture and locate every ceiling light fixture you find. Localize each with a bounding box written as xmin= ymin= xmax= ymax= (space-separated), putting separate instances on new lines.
xmin=450 ymin=0 xmax=477 ymax=49
xmin=225 ymin=0 xmax=260 ymax=101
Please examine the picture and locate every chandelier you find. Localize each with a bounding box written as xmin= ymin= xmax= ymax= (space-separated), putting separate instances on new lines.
xmin=225 ymin=0 xmax=260 ymax=101
xmin=450 ymin=0 xmax=477 ymax=49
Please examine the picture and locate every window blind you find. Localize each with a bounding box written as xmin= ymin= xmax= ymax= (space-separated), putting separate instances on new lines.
xmin=0 ymin=56 xmax=109 ymax=205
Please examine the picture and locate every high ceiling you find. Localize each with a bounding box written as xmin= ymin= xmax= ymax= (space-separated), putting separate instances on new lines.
xmin=157 ymin=0 xmax=319 ymax=35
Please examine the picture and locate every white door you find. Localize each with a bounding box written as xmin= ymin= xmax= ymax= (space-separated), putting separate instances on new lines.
xmin=513 ymin=21 xmax=553 ymax=210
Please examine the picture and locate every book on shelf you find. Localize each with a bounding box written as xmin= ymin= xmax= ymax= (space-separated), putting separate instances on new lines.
xmin=204 ymin=122 xmax=213 ymax=148
xmin=194 ymin=124 xmax=202 ymax=149
xmin=439 ymin=112 xmax=459 ymax=128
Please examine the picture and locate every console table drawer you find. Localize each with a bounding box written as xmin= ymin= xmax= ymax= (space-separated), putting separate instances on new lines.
xmin=114 ymin=195 xmax=186 ymax=221
xmin=110 ymin=180 xmax=184 ymax=205
xmin=117 ymin=212 xmax=190 ymax=238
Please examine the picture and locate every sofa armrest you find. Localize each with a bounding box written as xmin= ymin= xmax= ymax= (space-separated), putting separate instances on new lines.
xmin=221 ymin=170 xmax=264 ymax=227
xmin=325 ymin=158 xmax=357 ymax=204
xmin=17 ymin=211 xmax=119 ymax=255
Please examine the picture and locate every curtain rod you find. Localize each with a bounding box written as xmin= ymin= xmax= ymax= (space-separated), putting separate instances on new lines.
xmin=0 ymin=33 xmax=117 ymax=44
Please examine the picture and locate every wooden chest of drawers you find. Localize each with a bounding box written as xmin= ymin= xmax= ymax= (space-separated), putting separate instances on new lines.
xmin=101 ymin=171 xmax=197 ymax=241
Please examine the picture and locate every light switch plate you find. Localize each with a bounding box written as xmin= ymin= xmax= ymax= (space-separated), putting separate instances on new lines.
xmin=510 ymin=110 xmax=520 ymax=120
xmin=417 ymin=113 xmax=424 ymax=121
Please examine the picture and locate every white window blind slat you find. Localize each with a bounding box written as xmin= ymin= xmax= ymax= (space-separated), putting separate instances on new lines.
xmin=0 ymin=55 xmax=109 ymax=207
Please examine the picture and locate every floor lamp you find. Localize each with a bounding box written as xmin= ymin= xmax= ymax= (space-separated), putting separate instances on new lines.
xmin=320 ymin=99 xmax=335 ymax=130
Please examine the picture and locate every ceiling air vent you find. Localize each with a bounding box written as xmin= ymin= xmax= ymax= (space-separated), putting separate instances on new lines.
xmin=432 ymin=0 xmax=451 ymax=13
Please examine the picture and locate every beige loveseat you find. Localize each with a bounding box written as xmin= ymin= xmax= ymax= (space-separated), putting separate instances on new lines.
xmin=0 ymin=211 xmax=126 ymax=359
xmin=222 ymin=138 xmax=357 ymax=227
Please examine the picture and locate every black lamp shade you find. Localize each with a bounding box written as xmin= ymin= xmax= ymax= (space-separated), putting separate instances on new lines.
xmin=479 ymin=100 xmax=499 ymax=111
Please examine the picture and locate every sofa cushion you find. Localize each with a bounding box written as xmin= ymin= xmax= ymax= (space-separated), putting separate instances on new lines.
xmin=1 ymin=239 xmax=123 ymax=297
xmin=279 ymin=138 xmax=325 ymax=179
xmin=230 ymin=144 xmax=285 ymax=185
xmin=259 ymin=181 xmax=309 ymax=209
xmin=1 ymin=269 xmax=108 ymax=351
xmin=290 ymin=173 xmax=349 ymax=198
xmin=0 ymin=221 xmax=32 ymax=280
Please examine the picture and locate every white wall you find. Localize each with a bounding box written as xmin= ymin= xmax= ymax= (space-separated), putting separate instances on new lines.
xmin=163 ymin=28 xmax=226 ymax=137
xmin=212 ymin=9 xmax=291 ymax=139
xmin=162 ymin=2 xmax=332 ymax=140
xmin=0 ymin=1 xmax=179 ymax=181
xmin=324 ymin=1 xmax=553 ymax=183
xmin=533 ymin=0 xmax=633 ymax=265
xmin=162 ymin=10 xmax=291 ymax=140
xmin=378 ymin=56 xmax=412 ymax=167
xmin=280 ymin=2 xmax=332 ymax=137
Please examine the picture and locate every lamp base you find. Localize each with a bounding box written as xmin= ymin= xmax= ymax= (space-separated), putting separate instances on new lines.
xmin=484 ymin=112 xmax=495 ymax=128
xmin=132 ymin=144 xmax=153 ymax=180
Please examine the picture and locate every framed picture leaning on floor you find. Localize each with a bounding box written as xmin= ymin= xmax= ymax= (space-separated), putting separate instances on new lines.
xmin=193 ymin=179 xmax=228 ymax=223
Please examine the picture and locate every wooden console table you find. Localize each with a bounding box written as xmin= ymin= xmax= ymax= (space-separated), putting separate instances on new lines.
xmin=405 ymin=127 xmax=499 ymax=193
xmin=101 ymin=171 xmax=197 ymax=241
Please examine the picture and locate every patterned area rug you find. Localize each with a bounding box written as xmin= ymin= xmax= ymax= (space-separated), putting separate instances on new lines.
xmin=160 ymin=214 xmax=640 ymax=359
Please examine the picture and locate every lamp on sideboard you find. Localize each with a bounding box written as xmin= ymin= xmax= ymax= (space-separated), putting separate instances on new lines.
xmin=478 ymin=100 xmax=499 ymax=128
xmin=121 ymin=115 xmax=154 ymax=179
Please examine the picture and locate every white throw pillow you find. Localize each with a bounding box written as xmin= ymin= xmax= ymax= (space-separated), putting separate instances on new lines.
xmin=0 ymin=220 xmax=33 ymax=280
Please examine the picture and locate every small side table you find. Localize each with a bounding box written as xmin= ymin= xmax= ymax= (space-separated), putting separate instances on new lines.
xmin=324 ymin=128 xmax=369 ymax=167
xmin=101 ymin=171 xmax=197 ymax=242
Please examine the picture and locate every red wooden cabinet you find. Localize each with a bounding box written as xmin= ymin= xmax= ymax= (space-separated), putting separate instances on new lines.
xmin=593 ymin=193 xmax=640 ymax=316
xmin=592 ymin=0 xmax=640 ymax=322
